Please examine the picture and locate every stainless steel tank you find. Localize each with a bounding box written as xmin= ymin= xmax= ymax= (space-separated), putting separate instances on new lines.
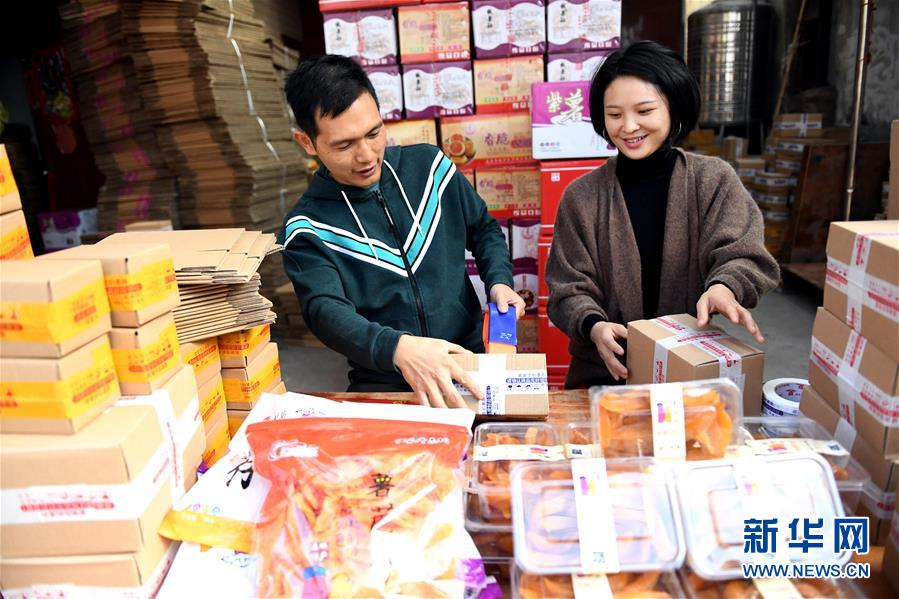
xmin=688 ymin=0 xmax=774 ymax=125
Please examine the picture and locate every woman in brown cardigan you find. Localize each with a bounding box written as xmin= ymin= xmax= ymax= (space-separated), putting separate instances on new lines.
xmin=546 ymin=41 xmax=780 ymax=389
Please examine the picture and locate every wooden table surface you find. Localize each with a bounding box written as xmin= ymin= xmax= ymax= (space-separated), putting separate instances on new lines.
xmin=314 ymin=390 xmax=892 ymax=596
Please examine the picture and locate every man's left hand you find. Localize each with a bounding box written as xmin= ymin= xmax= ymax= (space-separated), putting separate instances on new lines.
xmin=489 ymin=283 xmax=526 ymax=319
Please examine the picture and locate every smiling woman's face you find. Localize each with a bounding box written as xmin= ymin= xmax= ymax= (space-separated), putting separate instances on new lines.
xmin=294 ymin=92 xmax=386 ymax=188
xmin=603 ymin=75 xmax=672 ymax=160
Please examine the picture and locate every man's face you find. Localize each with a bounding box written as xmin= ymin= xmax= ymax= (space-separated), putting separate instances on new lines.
xmin=295 ymin=93 xmax=387 ymax=188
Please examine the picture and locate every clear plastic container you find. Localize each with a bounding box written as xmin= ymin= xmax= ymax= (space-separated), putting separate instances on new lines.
xmin=739 ymin=416 xmax=871 ymax=514
xmin=513 ymin=565 xmax=685 ymax=599
xmin=511 ymin=458 xmax=686 ymax=575
xmin=563 ymin=420 xmax=600 ymax=459
xmin=591 ymin=378 xmax=742 ymax=460
xmin=679 ymin=566 xmax=865 ymax=598
xmin=471 ymin=422 xmax=564 ymax=525
xmin=676 ymin=452 xmax=850 ymax=580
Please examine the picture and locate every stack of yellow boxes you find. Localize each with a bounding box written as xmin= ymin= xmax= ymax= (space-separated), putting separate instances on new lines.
xmin=219 ymin=324 xmax=285 ymax=436
xmin=0 ymin=247 xmax=204 ymax=595
xmin=181 ymin=336 xmax=230 ymax=467
xmin=0 ymin=144 xmax=34 ymax=261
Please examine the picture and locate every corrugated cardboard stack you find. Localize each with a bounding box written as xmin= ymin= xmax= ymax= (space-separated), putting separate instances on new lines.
xmin=800 ymin=220 xmax=899 ymax=545
xmin=0 ymin=144 xmax=35 ymax=261
xmin=96 ymin=228 xmax=279 ymax=343
xmin=0 ymin=256 xmax=205 ymax=596
xmin=58 ymin=2 xmax=179 ymax=231
xmin=180 ymin=336 xmax=230 ymax=468
xmin=219 ymin=324 xmax=285 ymax=434
xmin=127 ymin=0 xmax=307 ymax=233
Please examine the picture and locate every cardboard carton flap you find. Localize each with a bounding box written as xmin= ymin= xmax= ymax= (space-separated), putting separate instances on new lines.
xmin=1 ymin=260 xmax=103 ymax=303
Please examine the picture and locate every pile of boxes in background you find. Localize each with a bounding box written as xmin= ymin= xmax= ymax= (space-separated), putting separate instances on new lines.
xmin=320 ymin=0 xmax=621 ymax=362
xmin=798 ymin=221 xmax=899 ymax=546
xmin=0 ymin=238 xmax=204 ymax=593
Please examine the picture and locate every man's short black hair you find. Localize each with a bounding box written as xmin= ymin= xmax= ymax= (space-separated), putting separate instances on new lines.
xmin=589 ymin=41 xmax=700 ymax=145
xmin=285 ymin=55 xmax=380 ymax=139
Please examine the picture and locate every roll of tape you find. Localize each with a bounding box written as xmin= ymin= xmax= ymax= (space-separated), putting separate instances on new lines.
xmin=761 ymin=378 xmax=808 ymax=417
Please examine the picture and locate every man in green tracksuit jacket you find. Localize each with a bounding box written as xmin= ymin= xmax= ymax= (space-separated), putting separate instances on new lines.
xmin=279 ymin=55 xmax=523 ymax=408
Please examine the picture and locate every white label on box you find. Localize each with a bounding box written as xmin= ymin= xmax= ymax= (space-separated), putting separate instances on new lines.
xmin=323 ymin=17 xmax=359 ymax=57
xmin=358 ymin=14 xmax=396 ymax=61
xmin=571 ymin=573 xmax=614 ymax=599
xmin=1 ymin=443 xmax=172 ymax=524
xmin=472 ymin=5 xmax=511 ymax=51
xmin=403 ymin=69 xmax=439 ymax=113
xmin=509 ymin=2 xmax=546 ymax=49
xmin=438 ymin=66 xmax=475 ymax=110
xmin=583 ymin=1 xmax=621 ymax=44
xmin=753 ymin=578 xmax=802 ymax=599
xmin=369 ymin=71 xmax=403 ymax=119
xmin=547 ymin=54 xmax=608 ymax=82
xmin=547 ymin=2 xmax=584 ymax=45
xmin=532 ymin=121 xmax=614 ymax=159
xmin=478 ymin=354 xmax=507 ymax=416
xmin=570 ymin=458 xmax=621 ymax=573
xmin=565 ymin=443 xmax=600 ymax=458
xmin=745 ymin=438 xmax=849 ymax=457
xmin=834 ymin=417 xmax=858 ymax=451
xmin=827 ymin=256 xmax=899 ymax=326
xmin=473 ymin=443 xmax=565 ymax=461
xmin=649 ymin=383 xmax=687 ymax=460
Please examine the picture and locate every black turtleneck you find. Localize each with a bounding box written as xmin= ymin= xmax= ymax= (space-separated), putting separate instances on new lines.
xmin=617 ymin=145 xmax=676 ymax=320
xmin=579 ymin=145 xmax=677 ymax=342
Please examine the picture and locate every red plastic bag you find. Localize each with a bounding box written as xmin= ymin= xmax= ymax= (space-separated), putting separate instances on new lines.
xmin=248 ymin=417 xmax=475 ymax=598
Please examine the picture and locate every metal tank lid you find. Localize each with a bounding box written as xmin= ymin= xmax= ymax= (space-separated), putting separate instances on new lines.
xmin=693 ymin=0 xmax=773 ymax=15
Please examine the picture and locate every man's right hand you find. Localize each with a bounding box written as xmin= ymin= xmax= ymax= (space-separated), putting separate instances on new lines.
xmin=590 ymin=321 xmax=629 ymax=381
xmin=393 ymin=335 xmax=484 ymax=408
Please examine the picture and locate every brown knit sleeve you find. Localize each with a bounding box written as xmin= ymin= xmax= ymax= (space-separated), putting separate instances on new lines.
xmin=545 ymin=174 xmax=609 ymax=341
xmin=696 ymin=157 xmax=781 ymax=308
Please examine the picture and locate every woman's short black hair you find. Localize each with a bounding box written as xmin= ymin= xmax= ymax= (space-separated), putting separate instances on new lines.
xmin=285 ymin=55 xmax=380 ymax=139
xmin=589 ymin=40 xmax=700 ymax=145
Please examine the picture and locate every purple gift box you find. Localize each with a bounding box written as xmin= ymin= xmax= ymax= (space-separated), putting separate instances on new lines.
xmin=531 ymin=80 xmax=617 ymax=159
xmin=512 ymin=257 xmax=538 ymax=315
xmin=547 ymin=0 xmax=621 ymax=53
xmin=323 ymin=9 xmax=397 ymax=66
xmin=366 ymin=65 xmax=404 ymax=121
xmin=472 ymin=0 xmax=546 ymax=59
xmin=546 ymin=50 xmax=612 ymax=82
xmin=402 ymin=61 xmax=474 ymax=119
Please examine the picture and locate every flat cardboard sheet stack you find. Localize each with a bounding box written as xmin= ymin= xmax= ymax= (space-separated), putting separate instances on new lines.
xmin=99 ymin=229 xmax=279 ymax=343
xmin=124 ymin=0 xmax=308 ymax=232
xmin=59 ymin=2 xmax=178 ymax=231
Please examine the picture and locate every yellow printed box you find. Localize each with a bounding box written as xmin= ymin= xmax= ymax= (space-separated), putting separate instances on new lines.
xmin=0 ymin=335 xmax=121 ymax=434
xmin=440 ymin=113 xmax=533 ymax=169
xmin=0 ymin=260 xmax=111 ymax=358
xmin=0 ymin=144 xmax=22 ymax=215
xmin=221 ymin=342 xmax=281 ymax=410
xmin=198 ymin=371 xmax=226 ymax=431
xmin=227 ymin=408 xmax=249 ymax=438
xmin=385 ymin=119 xmax=438 ymax=147
xmin=218 ymin=324 xmax=271 ymax=369
xmin=40 ymin=242 xmax=179 ymax=327
xmin=0 ymin=210 xmax=34 ymax=260
xmin=180 ymin=338 xmax=221 ymax=388
xmin=110 ymin=312 xmax=183 ymax=396
xmin=202 ymin=408 xmax=230 ymax=469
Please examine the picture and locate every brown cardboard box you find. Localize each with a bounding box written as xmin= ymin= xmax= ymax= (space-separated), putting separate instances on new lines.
xmin=885 ymin=529 xmax=899 ymax=594
xmin=889 ymin=120 xmax=898 ymax=220
xmin=449 ymin=353 xmax=549 ymax=418
xmin=1 ymin=403 xmax=174 ymax=557
xmin=39 ymin=242 xmax=179 ymax=327
xmin=722 ymin=136 xmax=747 ymax=163
xmin=202 ymin=407 xmax=230 ymax=468
xmin=0 ymin=260 xmax=111 ymax=358
xmin=808 ymin=307 xmax=899 ymax=457
xmin=627 ymin=314 xmax=765 ymax=416
xmin=771 ymin=113 xmax=823 ymax=138
xmin=753 ymin=171 xmax=792 ymax=194
xmin=823 ymin=221 xmax=899 ymax=357
xmin=0 ymin=144 xmax=22 ymax=215
xmin=270 ymin=380 xmax=287 ymax=394
xmin=110 ymin=312 xmax=182 ymax=396
xmin=0 ymin=209 xmax=34 ymax=260
xmin=218 ymin=324 xmax=271 ymax=369
xmin=221 ymin=342 xmax=281 ymax=410
xmin=227 ymin=408 xmax=249 ymax=437
xmin=180 ymin=337 xmax=221 ymax=388
xmin=800 ymin=385 xmax=899 ymax=492
xmin=0 ymin=335 xmax=121 ymax=434
xmin=155 ymin=364 xmax=206 ymax=493
xmin=0 ymin=530 xmax=175 ymax=596
xmin=198 ymin=371 xmax=226 ymax=431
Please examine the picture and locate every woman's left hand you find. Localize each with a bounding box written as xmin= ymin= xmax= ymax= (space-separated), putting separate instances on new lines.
xmin=696 ymin=283 xmax=764 ymax=343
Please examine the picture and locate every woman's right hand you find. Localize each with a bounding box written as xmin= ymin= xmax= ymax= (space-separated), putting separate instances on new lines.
xmin=589 ymin=321 xmax=629 ymax=381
